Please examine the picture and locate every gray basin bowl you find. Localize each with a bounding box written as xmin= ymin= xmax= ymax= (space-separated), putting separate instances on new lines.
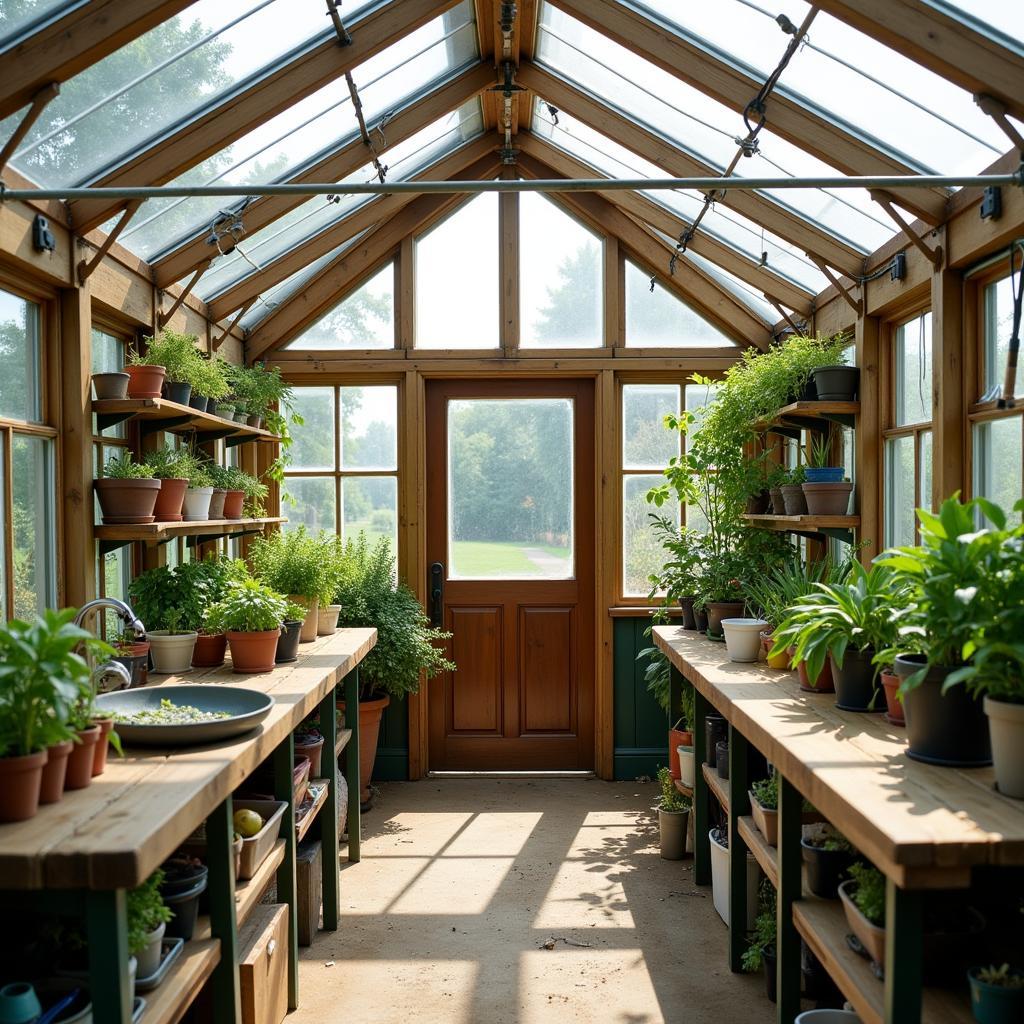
xmin=96 ymin=685 xmax=274 ymax=747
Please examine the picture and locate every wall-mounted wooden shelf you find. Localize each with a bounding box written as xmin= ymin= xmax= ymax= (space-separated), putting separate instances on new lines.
xmin=92 ymin=397 xmax=280 ymax=446
xmin=753 ymin=400 xmax=860 ymax=437
xmin=743 ymin=513 xmax=859 ymax=544
xmin=94 ymin=516 xmax=285 ymax=554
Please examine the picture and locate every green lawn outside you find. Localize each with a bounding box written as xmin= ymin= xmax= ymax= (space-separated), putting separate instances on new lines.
xmin=451 ymin=540 xmax=572 ymax=577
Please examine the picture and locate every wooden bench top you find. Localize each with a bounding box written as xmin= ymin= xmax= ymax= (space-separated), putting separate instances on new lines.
xmin=653 ymin=626 xmax=1024 ymax=889
xmin=0 ymin=628 xmax=376 ymax=892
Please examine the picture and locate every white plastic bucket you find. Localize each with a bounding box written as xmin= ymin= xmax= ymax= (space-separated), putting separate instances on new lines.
xmin=709 ymin=828 xmax=759 ymax=930
xmin=676 ymin=745 xmax=695 ymax=788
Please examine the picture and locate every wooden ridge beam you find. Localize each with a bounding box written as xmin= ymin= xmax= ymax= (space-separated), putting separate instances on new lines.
xmin=207 ymin=138 xmax=498 ymax=320
xmin=812 ymin=0 xmax=1024 ymax=123
xmin=246 ymin=162 xmax=501 ymax=360
xmin=546 ymin=0 xmax=948 ymax=224
xmin=517 ymin=152 xmax=772 ymax=349
xmin=0 ymin=0 xmax=195 ymax=120
xmin=69 ymin=0 xmax=465 ymax=232
xmin=516 ymin=129 xmax=813 ymax=313
xmin=516 ymin=61 xmax=866 ymax=277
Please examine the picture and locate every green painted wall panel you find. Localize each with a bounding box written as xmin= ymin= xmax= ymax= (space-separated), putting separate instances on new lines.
xmin=613 ymin=617 xmax=669 ymax=780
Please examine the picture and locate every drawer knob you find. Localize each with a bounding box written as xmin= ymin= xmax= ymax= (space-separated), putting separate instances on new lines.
xmin=267 ymin=938 xmax=277 ymax=960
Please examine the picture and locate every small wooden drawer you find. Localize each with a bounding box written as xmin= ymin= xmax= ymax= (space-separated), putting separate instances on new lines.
xmin=239 ymin=903 xmax=289 ymax=1024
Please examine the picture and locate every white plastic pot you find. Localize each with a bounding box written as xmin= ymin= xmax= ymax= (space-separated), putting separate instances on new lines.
xmin=985 ymin=696 xmax=1024 ymax=799
xmin=709 ymin=828 xmax=759 ymax=930
xmin=135 ymin=922 xmax=165 ymax=978
xmin=676 ymin=745 xmax=695 ymax=788
xmin=317 ymin=603 xmax=342 ymax=636
xmin=722 ymin=618 xmax=769 ymax=663
xmin=147 ymin=631 xmax=198 ymax=674
xmin=182 ymin=486 xmax=213 ymax=522
xmin=794 ymin=1012 xmax=862 ymax=1023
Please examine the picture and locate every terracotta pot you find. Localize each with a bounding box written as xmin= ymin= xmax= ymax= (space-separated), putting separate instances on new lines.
xmin=192 ymin=632 xmax=227 ymax=668
xmin=838 ymin=880 xmax=884 ymax=963
xmin=0 ymin=749 xmax=47 ymax=822
xmin=153 ymin=477 xmax=188 ymax=521
xmin=295 ymin=732 xmax=326 ymax=777
xmin=792 ymin=647 xmax=835 ymax=692
xmin=337 ymin=695 xmax=390 ymax=803
xmin=223 ymin=490 xmax=245 ymax=519
xmin=247 ymin=414 xmax=264 ymax=429
xmin=92 ymin=717 xmax=114 ymax=776
xmin=706 ymin=600 xmax=745 ymax=636
xmin=762 ymin=632 xmax=790 ymax=670
xmin=290 ymin=595 xmax=320 ymax=643
xmin=745 ymin=490 xmax=771 ymax=515
xmin=781 ymin=483 xmax=808 ymax=515
xmin=880 ymin=669 xmax=904 ymax=726
xmin=64 ymin=727 xmax=101 ymax=791
xmin=227 ymin=629 xmax=281 ymax=673
xmin=91 ymin=371 xmax=129 ymax=400
xmin=94 ymin=477 xmax=160 ymax=524
xmin=40 ymin=740 xmax=73 ymax=804
xmin=208 ymin=488 xmax=228 ymax=519
xmin=769 ymin=487 xmax=786 ymax=515
xmin=802 ymin=481 xmax=853 ymax=516
xmin=131 ymin=640 xmax=150 ymax=686
xmin=668 ymin=726 xmax=692 ymax=780
xmin=124 ymin=363 xmax=166 ymax=399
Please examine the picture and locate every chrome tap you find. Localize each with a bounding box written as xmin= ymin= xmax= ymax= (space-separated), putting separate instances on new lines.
xmin=74 ymin=598 xmax=146 ymax=693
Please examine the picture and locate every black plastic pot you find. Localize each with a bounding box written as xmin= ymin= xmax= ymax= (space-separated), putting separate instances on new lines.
xmin=716 ymin=740 xmax=729 ymax=779
xmin=163 ymin=875 xmax=207 ymax=940
xmin=694 ymin=606 xmax=709 ymax=633
xmin=276 ymin=620 xmax=302 ymax=663
xmin=745 ymin=489 xmax=771 ymax=515
xmin=832 ymin=647 xmax=884 ymax=712
xmin=113 ymin=653 xmax=148 ymax=689
xmin=678 ymin=596 xmax=697 ymax=631
xmin=160 ymin=859 xmax=208 ymax=897
xmin=763 ymin=947 xmax=777 ymax=1003
xmin=801 ymin=940 xmax=844 ymax=1006
xmin=801 ymin=837 xmax=855 ymax=899
xmin=163 ymin=381 xmax=192 ymax=405
xmin=188 ymin=392 xmax=208 ymax=412
xmin=895 ymin=655 xmax=991 ymax=766
xmin=797 ymin=376 xmax=818 ymax=402
xmin=812 ymin=365 xmax=859 ymax=401
xmin=706 ymin=714 xmax=727 ymax=768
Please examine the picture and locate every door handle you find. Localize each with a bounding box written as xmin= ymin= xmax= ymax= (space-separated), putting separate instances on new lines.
xmin=430 ymin=562 xmax=444 ymax=627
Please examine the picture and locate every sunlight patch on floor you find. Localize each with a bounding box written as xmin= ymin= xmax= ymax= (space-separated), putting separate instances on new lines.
xmin=390 ymin=856 xmax=518 ymax=914
xmin=360 ymin=812 xmax=475 ymax=857
xmin=444 ymin=812 xmax=544 ymax=856
xmin=342 ymin=855 xmax=433 ymax=914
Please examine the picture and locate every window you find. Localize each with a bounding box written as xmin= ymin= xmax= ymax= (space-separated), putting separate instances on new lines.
xmin=519 ymin=193 xmax=603 ymax=348
xmin=0 ymin=287 xmax=57 ymax=620
xmin=884 ymin=311 xmax=932 ymax=546
xmin=283 ymin=386 xmax=399 ymax=551
xmin=415 ymin=194 xmax=499 ymax=349
xmin=981 ymin=274 xmax=1020 ymax=400
xmin=286 ymin=264 xmax=395 ymax=350
xmin=624 ymin=260 xmax=734 ymax=348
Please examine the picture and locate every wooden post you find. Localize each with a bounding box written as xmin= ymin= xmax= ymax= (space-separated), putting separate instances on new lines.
xmin=59 ymin=284 xmax=97 ymax=608
xmin=499 ymin=165 xmax=519 ymax=355
xmin=604 ymin=236 xmax=621 ymax=347
xmin=595 ymin=369 xmax=616 ymax=778
xmin=931 ymin=262 xmax=965 ymax=509
xmin=855 ymin=308 xmax=882 ymax=561
xmin=398 ymin=237 xmax=414 ymax=350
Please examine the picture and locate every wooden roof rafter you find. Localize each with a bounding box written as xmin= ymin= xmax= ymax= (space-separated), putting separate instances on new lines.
xmin=68 ymin=0 xmax=467 ymax=233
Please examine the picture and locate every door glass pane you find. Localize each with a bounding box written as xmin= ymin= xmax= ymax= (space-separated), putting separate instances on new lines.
xmin=282 ymin=477 xmax=336 ymax=534
xmin=895 ymin=311 xmax=932 ymax=426
xmin=973 ymin=418 xmax=1023 ymax=524
xmin=448 ymin=398 xmax=573 ymax=579
xmin=983 ymin=276 xmax=1020 ymax=399
xmin=340 ymin=386 xmax=398 ymax=471
xmin=288 ymin=388 xmax=335 ymax=470
xmin=624 ymin=473 xmax=673 ymax=597
xmin=622 ymin=384 xmax=680 ymax=469
xmin=286 ymin=265 xmax=394 ymax=350
xmin=342 ymin=476 xmax=397 ymax=550
xmin=885 ymin=435 xmax=916 ymax=548
xmin=0 ymin=288 xmax=42 ymax=422
xmin=12 ymin=434 xmax=56 ymax=619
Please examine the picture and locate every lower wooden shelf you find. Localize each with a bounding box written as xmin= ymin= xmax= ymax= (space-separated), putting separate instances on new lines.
xmin=701 ymin=762 xmax=730 ymax=813
xmin=793 ymin=899 xmax=971 ymax=1024
xmin=335 ymin=728 xmax=352 ymax=757
xmin=295 ymin=778 xmax=330 ymax=843
xmin=196 ymin=838 xmax=286 ymax=941
xmin=140 ymin=937 xmax=220 ymax=1024
xmin=673 ymin=778 xmax=693 ymax=798
xmin=737 ymin=815 xmax=778 ymax=889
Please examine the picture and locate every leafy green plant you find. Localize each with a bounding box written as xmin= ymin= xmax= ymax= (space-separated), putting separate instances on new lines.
xmin=335 ymin=534 xmax=455 ymax=701
xmin=742 ymin=880 xmax=777 ymax=973
xmin=645 ymin=520 xmax=704 ymax=603
xmin=142 ymin=330 xmax=204 ymax=386
xmin=204 ymin=579 xmax=289 ymax=634
xmin=0 ymin=609 xmax=113 ymax=756
xmin=785 ymin=464 xmax=807 ymax=486
xmin=656 ymin=766 xmax=690 ymax=813
xmin=127 ymin=869 xmax=173 ymax=955
xmin=751 ymin=773 xmax=779 ymax=811
xmin=975 ymin=964 xmax=1024 ymax=989
xmin=805 ymin=824 xmax=855 ymax=854
xmin=190 ymin=355 xmax=231 ymax=400
xmin=808 ymin=430 xmax=838 ymax=469
xmin=848 ymin=862 xmax=885 ymax=927
xmin=102 ymin=451 xmax=153 ymax=480
xmin=283 ymin=600 xmax=308 ymax=623
xmin=144 ymin=445 xmax=200 ymax=480
xmin=227 ymin=362 xmax=294 ymax=418
xmin=130 ymin=558 xmax=244 ymax=634
xmin=249 ymin=527 xmax=330 ymax=599
xmin=635 ymin=642 xmax=693 ymax=732
xmin=743 ymin=557 xmax=826 ymax=630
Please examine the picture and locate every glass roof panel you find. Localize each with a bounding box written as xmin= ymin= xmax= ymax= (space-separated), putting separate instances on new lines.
xmin=634 ymin=0 xmax=1014 ymax=174
xmin=537 ymin=6 xmax=895 ymax=251
xmin=120 ymin=5 xmax=480 ymax=260
xmin=194 ymin=100 xmax=483 ymax=301
xmin=934 ymin=2 xmax=1024 ymax=49
xmin=0 ymin=0 xmax=74 ymax=49
xmin=0 ymin=0 xmax=380 ymax=188
xmin=238 ymin=231 xmax=370 ymax=332
xmin=531 ymin=101 xmax=827 ymax=293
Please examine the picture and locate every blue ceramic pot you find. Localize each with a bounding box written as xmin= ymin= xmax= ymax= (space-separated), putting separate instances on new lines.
xmin=0 ymin=982 xmax=41 ymax=1024
xmin=804 ymin=466 xmax=845 ymax=483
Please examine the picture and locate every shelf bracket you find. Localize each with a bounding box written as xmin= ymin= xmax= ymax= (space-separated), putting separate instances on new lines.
xmin=975 ymin=94 xmax=1024 ymax=155
xmin=157 ymin=263 xmax=208 ymax=328
xmin=214 ymin=299 xmax=254 ymax=353
xmin=807 ymin=255 xmax=861 ymax=314
xmin=77 ymin=199 xmax=144 ymax=283
xmin=95 ymin=411 xmax=135 ymax=432
xmin=98 ymin=538 xmax=134 ymax=556
xmin=139 ymin=414 xmax=195 ymax=438
xmin=869 ymin=190 xmax=943 ymax=268
xmin=0 ymin=82 xmax=59 ymax=178
xmin=764 ymin=295 xmax=806 ymax=336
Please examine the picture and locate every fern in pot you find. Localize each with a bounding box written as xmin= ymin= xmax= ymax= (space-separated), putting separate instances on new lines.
xmin=249 ymin=528 xmax=330 ymax=643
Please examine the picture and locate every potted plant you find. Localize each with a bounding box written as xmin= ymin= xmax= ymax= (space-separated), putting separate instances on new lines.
xmin=143 ymin=445 xmax=193 ymax=522
xmin=128 ymin=869 xmax=173 ymax=980
xmin=0 ymin=610 xmax=109 ymax=818
xmin=335 ymin=534 xmax=455 ymax=803
xmin=145 ymin=330 xmax=203 ymax=406
xmin=294 ymin=716 xmax=326 ymax=776
xmin=838 ymin=862 xmax=885 ymax=964
xmin=188 ymin=353 xmax=231 ymax=413
xmin=749 ymin=772 xmax=821 ymax=846
xmin=968 ymin=964 xmax=1024 ymax=1024
xmin=742 ymin=880 xmax=778 ymax=1002
xmin=112 ymin=630 xmax=149 ymax=688
xmin=655 ymin=765 xmax=690 ymax=859
xmin=780 ymin=464 xmax=808 ymax=516
xmin=182 ymin=458 xmax=215 ymax=522
xmin=812 ymin=359 xmax=859 ymax=402
xmin=709 ymin=824 xmax=760 ymax=930
xmin=635 ymin=643 xmax=695 ymax=782
xmin=249 ymin=528 xmax=330 ymax=643
xmin=876 ymin=495 xmax=995 ymax=767
xmin=205 ymin=579 xmax=289 ymax=674
xmin=228 ymin=360 xmax=295 ymax=430
xmin=801 ymin=824 xmax=856 ymax=899
xmin=744 ymin=557 xmax=821 ymax=669
xmin=722 ymin=616 xmax=769 ymax=663
xmin=276 ymin=600 xmax=307 ymax=665
xmin=95 ymin=451 xmax=161 ymax=525
xmin=92 ymin=369 xmax=130 ymax=401
xmin=128 ymin=563 xmax=211 ymax=673
xmin=802 ymin=430 xmax=854 ymax=515
xmin=646 ymin=520 xmax=704 ymax=630
xmin=123 ymin=345 xmax=167 ymax=399
xmin=209 ymin=464 xmax=244 ymax=520
xmin=879 ymin=663 xmax=905 ymax=726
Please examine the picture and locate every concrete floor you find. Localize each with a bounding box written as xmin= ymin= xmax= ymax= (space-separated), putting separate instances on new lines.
xmin=293 ymin=778 xmax=772 ymax=1024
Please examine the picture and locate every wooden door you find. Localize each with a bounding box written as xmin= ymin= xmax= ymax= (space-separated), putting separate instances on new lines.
xmin=425 ymin=379 xmax=595 ymax=771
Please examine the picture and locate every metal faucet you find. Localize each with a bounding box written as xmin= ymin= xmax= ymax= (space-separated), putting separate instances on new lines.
xmin=74 ymin=598 xmax=146 ymax=693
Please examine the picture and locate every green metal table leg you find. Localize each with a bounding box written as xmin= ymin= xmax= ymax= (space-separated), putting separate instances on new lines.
xmin=776 ymin=776 xmax=802 ymax=1024
xmin=692 ymin=685 xmax=711 ymax=886
xmin=85 ymin=889 xmax=131 ymax=1024
xmin=207 ymin=795 xmax=241 ymax=1022
xmin=884 ymin=878 xmax=923 ymax=1023
xmin=274 ymin=733 xmax=299 ymax=1011
xmin=319 ymin=686 xmax=340 ymax=931
xmin=344 ymin=668 xmax=361 ymax=864
xmin=727 ymin=725 xmax=752 ymax=972
xmin=669 ymin=664 xmax=683 ymax=732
